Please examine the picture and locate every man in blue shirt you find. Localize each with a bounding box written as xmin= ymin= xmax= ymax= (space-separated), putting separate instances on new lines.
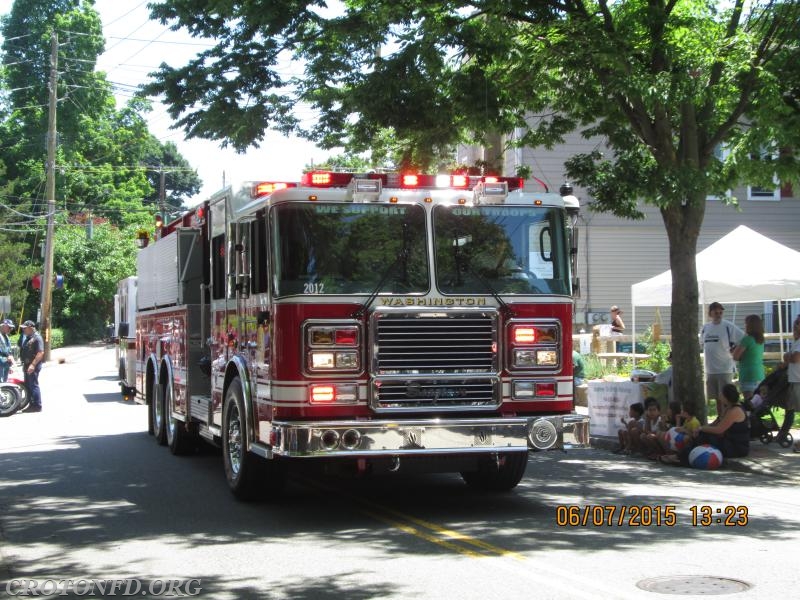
xmin=19 ymin=320 xmax=44 ymax=412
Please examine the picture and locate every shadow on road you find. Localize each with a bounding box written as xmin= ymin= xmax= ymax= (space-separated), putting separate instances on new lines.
xmin=0 ymin=429 xmax=794 ymax=570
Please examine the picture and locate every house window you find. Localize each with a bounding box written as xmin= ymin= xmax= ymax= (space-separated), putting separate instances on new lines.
xmin=747 ymin=149 xmax=780 ymax=201
xmin=747 ymin=179 xmax=780 ymax=201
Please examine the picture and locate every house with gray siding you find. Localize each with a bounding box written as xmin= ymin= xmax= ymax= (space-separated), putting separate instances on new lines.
xmin=459 ymin=129 xmax=800 ymax=339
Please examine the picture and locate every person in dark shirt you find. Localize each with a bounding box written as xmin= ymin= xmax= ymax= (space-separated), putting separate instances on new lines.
xmin=19 ymin=320 xmax=44 ymax=412
xmin=662 ymin=384 xmax=749 ymax=465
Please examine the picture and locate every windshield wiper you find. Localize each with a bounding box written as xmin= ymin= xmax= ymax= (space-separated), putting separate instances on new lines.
xmin=352 ymin=222 xmax=411 ymax=320
xmin=452 ymin=234 xmax=514 ymax=318
xmin=351 ymin=254 xmax=402 ymax=320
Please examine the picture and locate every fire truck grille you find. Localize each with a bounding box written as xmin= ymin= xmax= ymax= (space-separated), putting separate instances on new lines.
xmin=373 ymin=311 xmax=497 ymax=374
xmin=371 ymin=377 xmax=499 ymax=411
xmin=370 ymin=310 xmax=499 ymax=412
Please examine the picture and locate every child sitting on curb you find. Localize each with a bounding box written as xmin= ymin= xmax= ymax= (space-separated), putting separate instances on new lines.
xmin=614 ymin=402 xmax=645 ymax=455
xmin=638 ymin=397 xmax=664 ymax=459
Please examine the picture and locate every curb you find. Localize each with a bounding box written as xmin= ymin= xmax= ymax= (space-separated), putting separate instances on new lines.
xmin=591 ymin=434 xmax=798 ymax=479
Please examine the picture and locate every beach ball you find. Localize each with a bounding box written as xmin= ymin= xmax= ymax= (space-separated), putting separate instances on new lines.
xmin=666 ymin=427 xmax=690 ymax=452
xmin=688 ymin=444 xmax=723 ymax=470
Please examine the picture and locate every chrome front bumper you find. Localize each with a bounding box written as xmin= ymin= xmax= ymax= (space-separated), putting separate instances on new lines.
xmin=263 ymin=414 xmax=590 ymax=458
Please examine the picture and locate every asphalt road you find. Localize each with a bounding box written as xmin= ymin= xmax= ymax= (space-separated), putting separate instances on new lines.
xmin=1 ymin=345 xmax=798 ymax=600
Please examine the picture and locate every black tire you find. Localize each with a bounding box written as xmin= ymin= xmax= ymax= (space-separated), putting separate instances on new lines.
xmin=166 ymin=380 xmax=195 ymax=455
xmin=15 ymin=384 xmax=29 ymax=413
xmin=222 ymin=377 xmax=286 ymax=500
xmin=147 ymin=393 xmax=155 ymax=435
xmin=118 ymin=358 xmax=126 ymax=381
xmin=152 ymin=379 xmax=167 ymax=446
xmin=0 ymin=384 xmax=21 ymax=417
xmin=760 ymin=432 xmax=773 ymax=445
xmin=778 ymin=433 xmax=793 ymax=448
xmin=460 ymin=452 xmax=528 ymax=492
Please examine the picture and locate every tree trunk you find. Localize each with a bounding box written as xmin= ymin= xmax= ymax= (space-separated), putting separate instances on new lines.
xmin=661 ymin=197 xmax=707 ymax=423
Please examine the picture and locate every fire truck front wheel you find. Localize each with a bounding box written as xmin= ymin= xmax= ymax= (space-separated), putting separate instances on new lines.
xmin=223 ymin=378 xmax=287 ymax=501
xmin=460 ymin=451 xmax=528 ymax=492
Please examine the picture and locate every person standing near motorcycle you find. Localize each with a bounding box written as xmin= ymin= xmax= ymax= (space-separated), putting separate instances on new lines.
xmin=0 ymin=319 xmax=13 ymax=382
xmin=19 ymin=320 xmax=43 ymax=412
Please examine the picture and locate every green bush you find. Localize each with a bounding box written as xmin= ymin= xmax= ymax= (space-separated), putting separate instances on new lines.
xmin=583 ymin=353 xmax=634 ymax=380
xmin=638 ymin=326 xmax=672 ymax=373
xmin=50 ymin=328 xmax=64 ymax=350
xmin=11 ymin=328 xmax=64 ymax=350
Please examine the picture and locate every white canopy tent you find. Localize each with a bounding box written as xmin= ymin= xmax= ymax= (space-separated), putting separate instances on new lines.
xmin=630 ymin=225 xmax=800 ymax=358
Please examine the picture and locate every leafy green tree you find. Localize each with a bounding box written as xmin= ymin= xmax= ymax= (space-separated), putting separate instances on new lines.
xmin=51 ymin=216 xmax=144 ymax=342
xmin=141 ymin=140 xmax=202 ymax=212
xmin=145 ymin=0 xmax=800 ymax=417
xmin=0 ymin=0 xmax=203 ymax=338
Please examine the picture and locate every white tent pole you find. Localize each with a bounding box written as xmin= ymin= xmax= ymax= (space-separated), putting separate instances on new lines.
xmin=778 ymin=299 xmax=784 ymax=356
xmin=632 ymin=303 xmax=637 ymax=368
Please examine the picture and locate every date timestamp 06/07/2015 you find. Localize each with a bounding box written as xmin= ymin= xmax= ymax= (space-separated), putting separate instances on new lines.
xmin=555 ymin=505 xmax=749 ymax=528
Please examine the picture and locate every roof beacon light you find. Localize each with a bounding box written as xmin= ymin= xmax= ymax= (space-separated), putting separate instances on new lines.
xmin=451 ymin=174 xmax=469 ymax=188
xmin=302 ymin=171 xmax=357 ymax=187
xmin=253 ymin=181 xmax=294 ymax=197
xmin=402 ymin=174 xmax=420 ymax=187
xmin=474 ymin=180 xmax=509 ymax=204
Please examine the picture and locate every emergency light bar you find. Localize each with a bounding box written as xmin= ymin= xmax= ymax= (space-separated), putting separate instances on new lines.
xmin=300 ymin=170 xmax=524 ymax=192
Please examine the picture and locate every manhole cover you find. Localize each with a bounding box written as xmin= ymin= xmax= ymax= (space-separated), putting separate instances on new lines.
xmin=636 ymin=576 xmax=752 ymax=595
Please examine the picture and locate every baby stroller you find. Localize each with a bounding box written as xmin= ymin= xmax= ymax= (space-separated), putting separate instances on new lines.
xmin=747 ymin=367 xmax=793 ymax=448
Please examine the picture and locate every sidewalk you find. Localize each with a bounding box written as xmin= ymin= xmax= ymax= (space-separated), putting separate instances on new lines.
xmin=576 ymin=405 xmax=800 ymax=480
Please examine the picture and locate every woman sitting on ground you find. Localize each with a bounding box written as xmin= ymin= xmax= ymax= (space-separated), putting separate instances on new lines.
xmin=661 ymin=384 xmax=749 ymax=465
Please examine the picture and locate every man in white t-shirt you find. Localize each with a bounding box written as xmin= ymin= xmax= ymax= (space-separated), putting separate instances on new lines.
xmin=787 ymin=316 xmax=800 ymax=453
xmin=701 ymin=302 xmax=744 ymax=422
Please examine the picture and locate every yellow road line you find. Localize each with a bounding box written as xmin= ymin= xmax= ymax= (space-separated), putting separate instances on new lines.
xmin=297 ymin=476 xmax=526 ymax=561
xmin=371 ymin=502 xmax=526 ymax=561
xmin=361 ymin=510 xmax=489 ymax=558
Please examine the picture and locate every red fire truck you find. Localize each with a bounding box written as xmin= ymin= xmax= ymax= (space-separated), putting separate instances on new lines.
xmin=127 ymin=172 xmax=589 ymax=499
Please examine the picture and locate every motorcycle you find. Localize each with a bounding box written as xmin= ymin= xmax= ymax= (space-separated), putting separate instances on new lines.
xmin=0 ymin=362 xmax=29 ymax=417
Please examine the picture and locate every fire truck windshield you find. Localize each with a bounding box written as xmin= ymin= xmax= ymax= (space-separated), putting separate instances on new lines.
xmin=433 ymin=205 xmax=571 ymax=296
xmin=272 ymin=203 xmax=429 ymax=296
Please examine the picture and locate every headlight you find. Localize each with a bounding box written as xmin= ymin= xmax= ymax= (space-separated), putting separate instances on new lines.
xmin=304 ymin=321 xmax=362 ymax=373
xmin=335 ymin=351 xmax=359 ymax=369
xmin=309 ymin=351 xmax=360 ymax=371
xmin=310 ymin=352 xmax=335 ymax=369
xmin=514 ymin=350 xmax=537 ymax=368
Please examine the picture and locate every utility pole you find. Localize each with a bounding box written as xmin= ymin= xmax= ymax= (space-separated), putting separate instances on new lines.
xmin=40 ymin=30 xmax=58 ymax=361
xmin=159 ymin=167 xmax=166 ymax=217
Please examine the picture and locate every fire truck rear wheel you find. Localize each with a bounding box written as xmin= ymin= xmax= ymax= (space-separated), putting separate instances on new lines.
xmin=152 ymin=379 xmax=167 ymax=446
xmin=460 ymin=451 xmax=528 ymax=492
xmin=166 ymin=380 xmax=195 ymax=455
xmin=223 ymin=378 xmax=286 ymax=501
